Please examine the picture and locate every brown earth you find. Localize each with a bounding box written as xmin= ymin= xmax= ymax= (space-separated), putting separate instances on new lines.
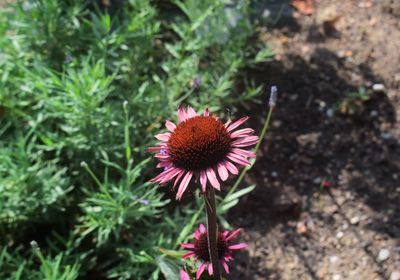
xmin=230 ymin=1 xmax=400 ymax=279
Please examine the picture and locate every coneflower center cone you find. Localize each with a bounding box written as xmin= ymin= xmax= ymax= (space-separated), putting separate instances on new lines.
xmin=194 ymin=232 xmax=229 ymax=262
xmin=168 ymin=116 xmax=232 ymax=171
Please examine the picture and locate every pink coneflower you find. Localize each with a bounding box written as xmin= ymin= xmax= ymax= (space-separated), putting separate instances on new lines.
xmin=181 ymin=224 xmax=247 ymax=279
xmin=149 ymin=106 xmax=258 ymax=199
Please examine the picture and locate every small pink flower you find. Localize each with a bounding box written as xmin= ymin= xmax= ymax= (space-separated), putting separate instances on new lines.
xmin=149 ymin=106 xmax=258 ymax=200
xmin=180 ymin=269 xmax=191 ymax=280
xmin=181 ymin=224 xmax=247 ymax=279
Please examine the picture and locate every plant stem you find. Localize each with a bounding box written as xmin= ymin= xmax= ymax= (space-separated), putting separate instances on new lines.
xmin=204 ymin=188 xmax=221 ymax=280
xmin=225 ymin=106 xmax=274 ymax=199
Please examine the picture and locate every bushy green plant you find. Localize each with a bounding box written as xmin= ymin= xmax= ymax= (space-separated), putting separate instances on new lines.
xmin=0 ymin=0 xmax=269 ymax=278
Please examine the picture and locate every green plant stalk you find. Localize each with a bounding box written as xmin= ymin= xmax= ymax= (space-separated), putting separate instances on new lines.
xmin=204 ymin=188 xmax=221 ymax=280
xmin=225 ymin=106 xmax=274 ymax=200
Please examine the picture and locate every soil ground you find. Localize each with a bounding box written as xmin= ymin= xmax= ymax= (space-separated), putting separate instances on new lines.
xmin=230 ymin=1 xmax=400 ymax=279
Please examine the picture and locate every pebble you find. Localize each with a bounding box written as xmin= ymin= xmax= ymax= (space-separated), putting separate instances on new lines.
xmin=372 ymin=83 xmax=385 ymax=92
xmin=326 ymin=108 xmax=334 ymax=118
xmin=350 ymin=216 xmax=360 ymax=225
xmin=370 ymin=110 xmax=378 ymax=117
xmin=271 ymin=171 xmax=278 ymax=177
xmin=313 ymin=177 xmax=322 ymax=184
xmin=390 ymin=271 xmax=400 ymax=280
xmin=329 ymin=255 xmax=339 ymax=264
xmin=332 ymin=274 xmax=342 ymax=280
xmin=336 ymin=231 xmax=344 ymax=239
xmin=377 ymin=248 xmax=390 ymax=262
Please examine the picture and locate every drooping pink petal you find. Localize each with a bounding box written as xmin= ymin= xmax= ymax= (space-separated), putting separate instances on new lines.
xmin=155 ymin=132 xmax=171 ymax=141
xmin=186 ymin=106 xmax=197 ymax=118
xmin=176 ymin=171 xmax=193 ymax=200
xmin=227 ymin=116 xmax=249 ymax=132
xmin=194 ymin=230 xmax=201 ymax=240
xmin=199 ymin=224 xmax=206 ymax=234
xmin=156 ymin=161 xmax=171 ymax=168
xmin=231 ymin=136 xmax=259 ymax=147
xmin=222 ymin=230 xmax=229 ymax=237
xmin=160 ymin=167 xmax=183 ymax=184
xmin=230 ymin=128 xmax=254 ymax=138
xmin=183 ymin=252 xmax=196 ymax=259
xmin=224 ymin=118 xmax=232 ymax=128
xmin=165 ymin=120 xmax=176 ymax=132
xmin=227 ymin=153 xmax=250 ymax=167
xmin=228 ymin=243 xmax=248 ymax=250
xmin=178 ymin=106 xmax=188 ymax=122
xmin=180 ymin=270 xmax=190 ymax=280
xmin=200 ymin=170 xmax=207 ymax=192
xmin=231 ymin=148 xmax=256 ymax=158
xmin=151 ymin=168 xmax=173 ymax=183
xmin=224 ymin=161 xmax=239 ymax=175
xmin=181 ymin=243 xmax=195 ymax=249
xmin=196 ymin=263 xmax=206 ymax=280
xmin=217 ymin=162 xmax=229 ymax=181
xmin=206 ymin=168 xmax=220 ymax=191
xmin=222 ymin=261 xmax=230 ymax=274
xmin=226 ymin=228 xmax=241 ymax=241
xmin=203 ymin=108 xmax=209 ymax=117
xmin=173 ymin=170 xmax=185 ymax=189
xmin=208 ymin=263 xmax=213 ymax=275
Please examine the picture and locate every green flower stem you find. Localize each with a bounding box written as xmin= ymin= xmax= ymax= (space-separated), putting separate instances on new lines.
xmin=204 ymin=188 xmax=221 ymax=280
xmin=225 ymin=106 xmax=274 ymax=200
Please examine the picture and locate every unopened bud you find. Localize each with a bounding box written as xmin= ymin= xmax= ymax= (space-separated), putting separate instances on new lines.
xmin=269 ymin=86 xmax=278 ymax=108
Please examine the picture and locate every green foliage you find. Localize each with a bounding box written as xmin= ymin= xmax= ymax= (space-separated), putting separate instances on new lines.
xmin=0 ymin=0 xmax=266 ymax=278
xmin=337 ymin=87 xmax=371 ymax=115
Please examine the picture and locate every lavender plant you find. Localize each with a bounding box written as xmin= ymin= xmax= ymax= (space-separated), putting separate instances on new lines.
xmin=0 ymin=0 xmax=273 ymax=279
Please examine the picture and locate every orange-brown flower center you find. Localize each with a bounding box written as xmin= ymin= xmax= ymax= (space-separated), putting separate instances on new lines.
xmin=168 ymin=116 xmax=232 ymax=171
xmin=194 ymin=232 xmax=229 ymax=262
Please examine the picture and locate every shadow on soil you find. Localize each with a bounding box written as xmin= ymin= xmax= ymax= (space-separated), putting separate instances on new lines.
xmin=229 ymin=45 xmax=399 ymax=279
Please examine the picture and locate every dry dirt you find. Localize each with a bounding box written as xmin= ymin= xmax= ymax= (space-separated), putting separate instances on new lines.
xmin=230 ymin=1 xmax=400 ymax=280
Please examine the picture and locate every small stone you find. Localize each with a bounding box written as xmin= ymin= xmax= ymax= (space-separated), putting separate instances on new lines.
xmin=326 ymin=108 xmax=334 ymax=118
xmin=350 ymin=216 xmax=360 ymax=225
xmin=332 ymin=274 xmax=342 ymax=280
xmin=271 ymin=171 xmax=278 ymax=177
xmin=329 ymin=255 xmax=339 ymax=264
xmin=391 ymin=271 xmax=400 ymax=280
xmin=336 ymin=231 xmax=344 ymax=239
xmin=313 ymin=177 xmax=322 ymax=184
xmin=381 ymin=132 xmax=393 ymax=140
xmin=377 ymin=248 xmax=390 ymax=262
xmin=372 ymin=83 xmax=385 ymax=92
xmin=370 ymin=110 xmax=378 ymax=117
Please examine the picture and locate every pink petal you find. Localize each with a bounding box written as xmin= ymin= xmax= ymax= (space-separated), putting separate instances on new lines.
xmin=165 ymin=120 xmax=176 ymax=132
xmin=178 ymin=106 xmax=188 ymax=122
xmin=203 ymin=108 xmax=209 ymax=117
xmin=200 ymin=170 xmax=207 ymax=192
xmin=181 ymin=243 xmax=195 ymax=249
xmin=232 ymin=136 xmax=259 ymax=147
xmin=186 ymin=106 xmax=197 ymax=118
xmin=151 ymin=168 xmax=172 ymax=183
xmin=226 ymin=228 xmax=241 ymax=241
xmin=206 ymin=168 xmax=220 ymax=191
xmin=199 ymin=224 xmax=206 ymax=234
xmin=155 ymin=133 xmax=171 ymax=141
xmin=154 ymin=154 xmax=170 ymax=160
xmin=180 ymin=270 xmax=190 ymax=280
xmin=223 ymin=230 xmax=229 ymax=237
xmin=176 ymin=171 xmax=193 ymax=200
xmin=147 ymin=146 xmax=162 ymax=152
xmin=224 ymin=118 xmax=232 ymax=128
xmin=224 ymin=161 xmax=239 ymax=175
xmin=227 ymin=153 xmax=250 ymax=167
xmin=183 ymin=252 xmax=195 ymax=259
xmin=196 ymin=263 xmax=206 ymax=280
xmin=222 ymin=261 xmax=230 ymax=274
xmin=194 ymin=230 xmax=201 ymax=240
xmin=227 ymin=116 xmax=249 ymax=132
xmin=156 ymin=161 xmax=171 ymax=168
xmin=160 ymin=167 xmax=183 ymax=184
xmin=208 ymin=263 xmax=213 ymax=275
xmin=173 ymin=171 xmax=185 ymax=189
xmin=217 ymin=163 xmax=229 ymax=181
xmin=231 ymin=148 xmax=256 ymax=158
xmin=230 ymin=128 xmax=254 ymax=138
xmin=228 ymin=243 xmax=248 ymax=250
